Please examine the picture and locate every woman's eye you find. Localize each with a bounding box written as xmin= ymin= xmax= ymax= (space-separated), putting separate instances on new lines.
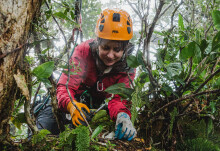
xmin=102 ymin=46 xmax=110 ymax=50
xmin=114 ymin=47 xmax=121 ymax=52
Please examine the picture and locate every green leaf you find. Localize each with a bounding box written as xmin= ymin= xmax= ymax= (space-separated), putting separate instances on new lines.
xmin=180 ymin=41 xmax=201 ymax=62
xmin=200 ymin=39 xmax=209 ymax=57
xmin=70 ymin=11 xmax=75 ymax=20
xmin=161 ymin=84 xmax=173 ymax=96
xmin=32 ymin=61 xmax=54 ymax=80
xmin=212 ymin=31 xmax=220 ymax=51
xmin=178 ymin=14 xmax=184 ymax=30
xmin=209 ymin=101 xmax=216 ymax=114
xmin=137 ymin=50 xmax=145 ymax=67
xmin=11 ymin=112 xmax=27 ymax=129
xmin=53 ymin=12 xmax=73 ymax=23
xmin=104 ymin=83 xmax=134 ymax=99
xmin=41 ymin=78 xmax=52 ymax=88
xmin=154 ymin=31 xmax=164 ymax=36
xmin=32 ymin=129 xmax=51 ymax=145
xmin=207 ymin=118 xmax=214 ymax=136
xmin=212 ymin=10 xmax=220 ymax=30
xmin=91 ymin=125 xmax=103 ymax=139
xmin=127 ymin=55 xmax=139 ymax=68
xmin=41 ymin=48 xmax=50 ymax=54
xmin=74 ymin=126 xmax=90 ymax=151
xmin=166 ymin=62 xmax=182 ymax=78
xmin=195 ymin=30 xmax=201 ymax=44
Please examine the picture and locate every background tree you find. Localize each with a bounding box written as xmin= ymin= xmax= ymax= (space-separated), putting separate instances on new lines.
xmin=0 ymin=0 xmax=42 ymax=145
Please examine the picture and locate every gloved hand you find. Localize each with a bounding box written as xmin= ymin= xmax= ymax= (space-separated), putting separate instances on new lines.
xmin=67 ymin=101 xmax=91 ymax=127
xmin=115 ymin=112 xmax=137 ymax=141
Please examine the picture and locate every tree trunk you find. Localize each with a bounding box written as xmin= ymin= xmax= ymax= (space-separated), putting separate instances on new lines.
xmin=0 ymin=0 xmax=42 ymax=143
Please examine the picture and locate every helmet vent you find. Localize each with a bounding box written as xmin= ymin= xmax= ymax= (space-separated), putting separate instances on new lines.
xmin=113 ymin=13 xmax=120 ymax=22
xmin=101 ymin=19 xmax=105 ymax=23
xmin=127 ymin=27 xmax=131 ymax=34
xmin=101 ymin=14 xmax=104 ymax=19
xmin=99 ymin=25 xmax=104 ymax=32
xmin=127 ymin=21 xmax=130 ymax=25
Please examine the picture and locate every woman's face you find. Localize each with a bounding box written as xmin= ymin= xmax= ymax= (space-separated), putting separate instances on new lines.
xmin=98 ymin=40 xmax=124 ymax=66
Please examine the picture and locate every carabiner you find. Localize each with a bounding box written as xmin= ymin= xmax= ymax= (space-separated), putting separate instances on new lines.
xmin=97 ymin=81 xmax=103 ymax=91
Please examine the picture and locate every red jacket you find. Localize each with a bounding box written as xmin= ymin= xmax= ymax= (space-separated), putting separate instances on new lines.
xmin=56 ymin=39 xmax=135 ymax=121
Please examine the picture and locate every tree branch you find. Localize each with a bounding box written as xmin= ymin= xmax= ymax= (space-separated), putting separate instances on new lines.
xmin=194 ymin=68 xmax=220 ymax=94
xmin=154 ymin=89 xmax=220 ymax=115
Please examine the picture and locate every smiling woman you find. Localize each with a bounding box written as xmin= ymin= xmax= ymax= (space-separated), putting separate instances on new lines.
xmin=98 ymin=39 xmax=126 ymax=66
xmin=55 ymin=8 xmax=137 ymax=141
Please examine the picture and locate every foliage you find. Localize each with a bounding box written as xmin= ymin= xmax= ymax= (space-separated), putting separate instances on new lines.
xmin=177 ymin=138 xmax=220 ymax=151
xmin=5 ymin=0 xmax=220 ymax=150
xmin=74 ymin=126 xmax=90 ymax=151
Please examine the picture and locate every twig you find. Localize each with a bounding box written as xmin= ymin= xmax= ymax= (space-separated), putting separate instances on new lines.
xmin=194 ymin=68 xmax=220 ymax=94
xmin=154 ymin=89 xmax=220 ymax=114
xmin=127 ymin=72 xmax=135 ymax=89
xmin=158 ymin=2 xmax=173 ymax=19
xmin=145 ymin=0 xmax=165 ymax=66
xmin=211 ymin=57 xmax=220 ymax=74
xmin=31 ymin=83 xmax=41 ymax=110
xmin=125 ymin=0 xmax=142 ymax=19
xmin=45 ymin=1 xmax=67 ymax=44
xmin=24 ymin=97 xmax=38 ymax=134
xmin=65 ymin=29 xmax=92 ymax=134
xmin=184 ymin=58 xmax=193 ymax=83
xmin=0 ymin=43 xmax=27 ymax=59
xmin=170 ymin=0 xmax=183 ymax=28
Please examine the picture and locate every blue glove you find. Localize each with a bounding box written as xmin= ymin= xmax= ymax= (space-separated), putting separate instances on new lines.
xmin=115 ymin=112 xmax=137 ymax=141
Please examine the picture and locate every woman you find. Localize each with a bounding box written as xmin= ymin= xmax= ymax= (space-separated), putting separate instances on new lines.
xmin=57 ymin=8 xmax=136 ymax=141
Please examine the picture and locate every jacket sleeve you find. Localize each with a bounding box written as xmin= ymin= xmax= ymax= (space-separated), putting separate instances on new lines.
xmin=56 ymin=42 xmax=89 ymax=112
xmin=108 ymin=70 xmax=135 ymax=121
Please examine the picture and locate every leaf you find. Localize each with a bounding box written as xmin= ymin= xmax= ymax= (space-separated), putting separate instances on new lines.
xmin=11 ymin=112 xmax=27 ymax=129
xmin=180 ymin=41 xmax=201 ymax=62
xmin=32 ymin=61 xmax=54 ymax=80
xmin=212 ymin=10 xmax=220 ymax=30
xmin=104 ymin=83 xmax=134 ymax=99
xmin=14 ymin=71 xmax=30 ymax=100
xmin=165 ymin=62 xmax=182 ymax=78
xmin=207 ymin=118 xmax=214 ymax=136
xmin=41 ymin=78 xmax=52 ymax=88
xmin=32 ymin=129 xmax=51 ymax=145
xmin=209 ymin=101 xmax=216 ymax=114
xmin=178 ymin=14 xmax=184 ymax=30
xmin=199 ymin=39 xmax=209 ymax=57
xmin=41 ymin=48 xmax=50 ymax=54
xmin=70 ymin=11 xmax=75 ymax=20
xmin=53 ymin=12 xmax=73 ymax=23
xmin=91 ymin=110 xmax=107 ymax=122
xmin=74 ymin=126 xmax=90 ymax=151
xmin=161 ymin=84 xmax=173 ymax=96
xmin=212 ymin=31 xmax=220 ymax=51
xmin=154 ymin=31 xmax=164 ymax=36
xmin=137 ymin=50 xmax=145 ymax=67
xmin=127 ymin=55 xmax=139 ymax=68
xmin=195 ymin=30 xmax=201 ymax=44
xmin=91 ymin=125 xmax=103 ymax=139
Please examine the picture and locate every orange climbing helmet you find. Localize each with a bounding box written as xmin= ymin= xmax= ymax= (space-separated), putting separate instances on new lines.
xmin=95 ymin=8 xmax=133 ymax=41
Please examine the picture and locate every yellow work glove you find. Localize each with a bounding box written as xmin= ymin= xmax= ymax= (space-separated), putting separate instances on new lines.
xmin=67 ymin=101 xmax=91 ymax=127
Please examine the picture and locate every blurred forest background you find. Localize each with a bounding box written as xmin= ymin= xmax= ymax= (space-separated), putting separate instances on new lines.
xmin=0 ymin=0 xmax=220 ymax=150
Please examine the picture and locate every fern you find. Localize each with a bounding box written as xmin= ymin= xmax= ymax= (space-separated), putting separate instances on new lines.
xmin=131 ymin=86 xmax=142 ymax=124
xmin=58 ymin=125 xmax=75 ymax=150
xmin=74 ymin=126 xmax=90 ymax=151
xmin=32 ymin=129 xmax=50 ymax=145
xmin=177 ymin=138 xmax=220 ymax=151
xmin=169 ymin=107 xmax=178 ymax=138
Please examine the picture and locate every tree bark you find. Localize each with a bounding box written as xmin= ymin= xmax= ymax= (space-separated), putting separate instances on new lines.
xmin=0 ymin=0 xmax=42 ymax=143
